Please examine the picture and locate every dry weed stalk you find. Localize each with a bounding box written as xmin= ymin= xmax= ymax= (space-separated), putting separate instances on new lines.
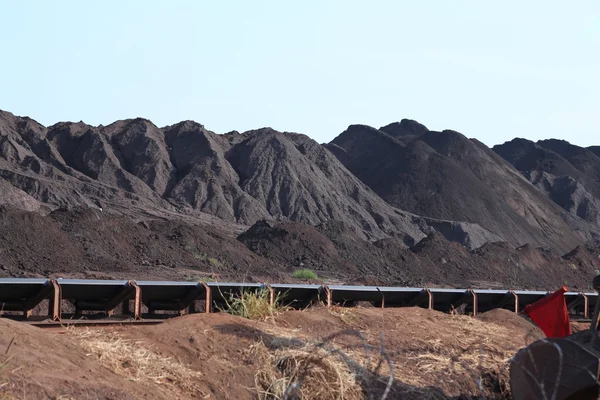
xmin=0 ymin=336 xmax=17 ymax=399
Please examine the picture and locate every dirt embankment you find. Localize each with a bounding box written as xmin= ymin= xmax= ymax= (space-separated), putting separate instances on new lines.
xmin=1 ymin=307 xmax=542 ymax=399
xmin=2 ymin=205 xmax=598 ymax=290
xmin=0 ymin=206 xmax=283 ymax=283
xmin=238 ymin=219 xmax=600 ymax=290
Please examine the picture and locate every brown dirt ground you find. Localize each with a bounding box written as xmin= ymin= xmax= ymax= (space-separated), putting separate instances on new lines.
xmin=0 ymin=318 xmax=156 ymax=399
xmin=1 ymin=307 xmax=545 ymax=399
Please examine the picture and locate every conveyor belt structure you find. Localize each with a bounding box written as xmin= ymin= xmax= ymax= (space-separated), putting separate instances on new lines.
xmin=0 ymin=278 xmax=593 ymax=325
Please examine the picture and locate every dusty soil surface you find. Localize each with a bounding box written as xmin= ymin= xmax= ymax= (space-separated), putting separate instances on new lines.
xmin=0 ymin=206 xmax=285 ymax=282
xmin=238 ymin=219 xmax=600 ymax=290
xmin=0 ymin=318 xmax=155 ymax=399
xmin=1 ymin=307 xmax=544 ymax=399
xmin=1 ymin=205 xmax=598 ymax=290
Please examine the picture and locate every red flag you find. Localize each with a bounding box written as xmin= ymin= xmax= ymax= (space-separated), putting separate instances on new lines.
xmin=523 ymin=286 xmax=572 ymax=338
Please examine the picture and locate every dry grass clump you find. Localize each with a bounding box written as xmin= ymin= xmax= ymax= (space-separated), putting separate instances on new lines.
xmin=68 ymin=328 xmax=205 ymax=397
xmin=0 ymin=337 xmax=15 ymax=396
xmin=392 ymin=315 xmax=514 ymax=397
xmin=250 ymin=340 xmax=364 ymax=400
xmin=327 ymin=306 xmax=361 ymax=327
xmin=0 ymin=358 xmax=12 ymax=396
xmin=221 ymin=288 xmax=290 ymax=321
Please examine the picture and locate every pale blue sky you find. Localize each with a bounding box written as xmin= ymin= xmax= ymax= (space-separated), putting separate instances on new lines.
xmin=1 ymin=1 xmax=598 ymax=147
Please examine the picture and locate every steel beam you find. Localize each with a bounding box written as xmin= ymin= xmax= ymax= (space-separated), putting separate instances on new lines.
xmin=104 ymin=280 xmax=138 ymax=315
xmin=266 ymin=284 xmax=275 ymax=306
xmin=323 ymin=285 xmax=332 ymax=308
xmin=120 ymin=281 xmax=141 ymax=319
xmin=48 ymin=279 xmax=62 ymax=321
xmin=377 ymin=287 xmax=385 ymax=309
xmin=202 ymin=282 xmax=212 ymax=313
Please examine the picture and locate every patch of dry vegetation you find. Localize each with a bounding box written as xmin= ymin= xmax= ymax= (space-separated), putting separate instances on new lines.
xmin=221 ymin=288 xmax=290 ymax=321
xmin=389 ymin=315 xmax=514 ymax=398
xmin=0 ymin=337 xmax=15 ymax=397
xmin=327 ymin=306 xmax=361 ymax=327
xmin=252 ymin=310 xmax=516 ymax=399
xmin=250 ymin=340 xmax=365 ymax=400
xmin=244 ymin=325 xmax=397 ymax=400
xmin=67 ymin=328 xmax=206 ymax=397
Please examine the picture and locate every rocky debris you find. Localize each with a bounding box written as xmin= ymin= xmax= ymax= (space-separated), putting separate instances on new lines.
xmin=526 ymin=171 xmax=600 ymax=224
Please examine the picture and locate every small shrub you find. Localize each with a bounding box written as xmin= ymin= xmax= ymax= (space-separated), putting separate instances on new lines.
xmin=208 ymin=257 xmax=223 ymax=268
xmin=220 ymin=288 xmax=288 ymax=320
xmin=189 ymin=250 xmax=224 ymax=268
xmin=292 ymin=269 xmax=318 ymax=280
xmin=184 ymin=275 xmax=215 ymax=282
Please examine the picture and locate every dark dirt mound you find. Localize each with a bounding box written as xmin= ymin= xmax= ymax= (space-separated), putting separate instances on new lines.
xmin=0 ymin=206 xmax=282 ymax=282
xmin=0 ymin=202 xmax=594 ymax=289
xmin=329 ymin=123 xmax=584 ymax=254
xmin=237 ymin=219 xmax=356 ymax=278
xmin=469 ymin=241 xmax=599 ymax=290
xmin=162 ymin=121 xmax=270 ymax=223
xmin=237 ymin=221 xmax=598 ymax=290
xmin=563 ymin=245 xmax=600 ymax=273
xmin=237 ymin=219 xmax=418 ymax=285
xmin=493 ymin=138 xmax=591 ymax=186
xmin=589 ymin=146 xmax=600 ymax=158
xmin=1 ymin=109 xmax=503 ymax=251
xmin=494 ymin=138 xmax=600 ymax=240
xmin=379 ymin=119 xmax=429 ymax=142
xmin=237 ymin=219 xmax=508 ymax=287
xmin=538 ymin=139 xmax=600 ymax=182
